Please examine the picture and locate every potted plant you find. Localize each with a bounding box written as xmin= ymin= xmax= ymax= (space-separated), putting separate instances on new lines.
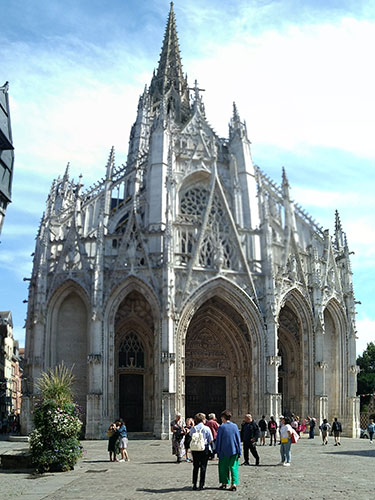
xmin=29 ymin=364 xmax=82 ymax=472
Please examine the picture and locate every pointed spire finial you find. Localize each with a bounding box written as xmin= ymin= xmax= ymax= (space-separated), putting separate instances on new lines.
xmin=63 ymin=162 xmax=70 ymax=181
xmin=282 ymin=166 xmax=289 ymax=187
xmin=233 ymin=101 xmax=240 ymax=122
xmin=334 ymin=209 xmax=345 ymax=250
xmin=335 ymin=209 xmax=342 ymax=233
xmin=106 ymin=146 xmax=115 ymax=180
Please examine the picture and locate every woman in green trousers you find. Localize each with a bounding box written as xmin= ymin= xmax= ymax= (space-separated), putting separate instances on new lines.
xmin=215 ymin=410 xmax=242 ymax=491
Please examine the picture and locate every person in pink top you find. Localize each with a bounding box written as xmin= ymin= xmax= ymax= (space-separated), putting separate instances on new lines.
xmin=206 ymin=413 xmax=219 ymax=459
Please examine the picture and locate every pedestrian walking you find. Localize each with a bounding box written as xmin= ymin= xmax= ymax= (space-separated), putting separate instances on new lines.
xmin=268 ymin=416 xmax=277 ymax=446
xmin=216 ymin=409 xmax=242 ymax=492
xmin=320 ymin=418 xmax=330 ymax=445
xmin=240 ymin=414 xmax=260 ymax=466
xmin=279 ymin=416 xmax=293 ymax=466
xmin=189 ymin=413 xmax=213 ymax=490
xmin=367 ymin=418 xmax=375 ymax=443
xmin=170 ymin=412 xmax=185 ymax=463
xmin=331 ymin=417 xmax=342 ymax=445
xmin=258 ymin=415 xmax=267 ymax=445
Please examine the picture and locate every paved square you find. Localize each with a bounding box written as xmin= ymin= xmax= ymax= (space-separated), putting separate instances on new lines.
xmin=0 ymin=435 xmax=374 ymax=499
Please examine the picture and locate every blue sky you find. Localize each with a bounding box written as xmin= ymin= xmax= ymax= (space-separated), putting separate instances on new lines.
xmin=0 ymin=0 xmax=374 ymax=354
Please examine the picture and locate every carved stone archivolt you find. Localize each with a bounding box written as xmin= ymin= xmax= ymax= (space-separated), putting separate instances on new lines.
xmin=176 ymin=288 xmax=261 ymax=416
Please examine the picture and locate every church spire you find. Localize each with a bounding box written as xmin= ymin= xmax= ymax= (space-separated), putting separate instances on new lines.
xmin=149 ymin=2 xmax=190 ymax=122
xmin=152 ymin=3 xmax=185 ymax=96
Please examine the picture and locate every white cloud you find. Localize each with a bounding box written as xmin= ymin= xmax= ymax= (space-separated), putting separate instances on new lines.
xmin=356 ymin=316 xmax=375 ymax=355
xmin=189 ymin=17 xmax=375 ymax=157
xmin=291 ymin=187 xmax=364 ymax=209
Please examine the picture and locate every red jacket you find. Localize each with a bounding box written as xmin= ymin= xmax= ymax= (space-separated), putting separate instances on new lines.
xmin=206 ymin=419 xmax=219 ymax=439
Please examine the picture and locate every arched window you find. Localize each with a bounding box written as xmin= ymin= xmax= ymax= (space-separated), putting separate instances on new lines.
xmin=118 ymin=332 xmax=145 ymax=369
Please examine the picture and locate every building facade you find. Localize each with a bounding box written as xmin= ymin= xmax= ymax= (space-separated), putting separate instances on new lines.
xmin=23 ymin=5 xmax=360 ymax=438
xmin=0 ymin=82 xmax=14 ymax=236
xmin=0 ymin=311 xmax=20 ymax=426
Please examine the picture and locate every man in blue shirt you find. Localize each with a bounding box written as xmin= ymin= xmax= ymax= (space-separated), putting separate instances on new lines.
xmin=189 ymin=413 xmax=213 ymax=490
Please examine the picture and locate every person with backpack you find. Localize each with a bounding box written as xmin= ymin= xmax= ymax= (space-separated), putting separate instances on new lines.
xmin=268 ymin=416 xmax=278 ymax=446
xmin=240 ymin=414 xmax=260 ymax=466
xmin=331 ymin=417 xmax=343 ymax=445
xmin=189 ymin=413 xmax=213 ymax=490
xmin=320 ymin=418 xmax=331 ymax=445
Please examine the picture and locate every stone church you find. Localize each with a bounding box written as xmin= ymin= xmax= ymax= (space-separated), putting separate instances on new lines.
xmin=23 ymin=4 xmax=360 ymax=438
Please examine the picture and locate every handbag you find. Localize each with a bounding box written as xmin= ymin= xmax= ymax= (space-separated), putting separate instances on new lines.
xmin=291 ymin=430 xmax=300 ymax=444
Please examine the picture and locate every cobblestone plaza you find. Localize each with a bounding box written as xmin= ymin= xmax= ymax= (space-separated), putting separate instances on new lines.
xmin=0 ymin=435 xmax=373 ymax=499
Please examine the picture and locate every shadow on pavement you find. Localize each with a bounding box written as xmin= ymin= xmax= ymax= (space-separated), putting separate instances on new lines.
xmin=141 ymin=460 xmax=179 ymax=465
xmin=138 ymin=486 xmax=219 ymax=494
xmin=83 ymin=460 xmax=112 ymax=463
xmin=324 ymin=449 xmax=375 ymax=458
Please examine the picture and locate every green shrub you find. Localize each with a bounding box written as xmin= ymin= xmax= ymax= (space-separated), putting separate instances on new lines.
xmin=30 ymin=365 xmax=83 ymax=473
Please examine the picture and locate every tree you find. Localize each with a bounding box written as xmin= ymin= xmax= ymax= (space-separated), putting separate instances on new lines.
xmin=357 ymin=342 xmax=375 ymax=411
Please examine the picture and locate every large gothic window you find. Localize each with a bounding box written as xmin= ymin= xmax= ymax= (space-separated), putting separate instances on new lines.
xmin=178 ymin=186 xmax=209 ymax=264
xmin=199 ymin=194 xmax=234 ymax=269
xmin=118 ymin=332 xmax=145 ymax=369
xmin=180 ymin=187 xmax=209 ymax=218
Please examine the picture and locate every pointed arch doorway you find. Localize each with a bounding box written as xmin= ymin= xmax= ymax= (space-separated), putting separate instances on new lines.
xmin=184 ymin=296 xmax=252 ymax=421
xmin=118 ymin=332 xmax=145 ymax=431
xmin=114 ymin=290 xmax=155 ymax=432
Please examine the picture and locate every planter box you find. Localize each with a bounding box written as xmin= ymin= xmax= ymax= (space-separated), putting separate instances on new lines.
xmin=0 ymin=449 xmax=33 ymax=470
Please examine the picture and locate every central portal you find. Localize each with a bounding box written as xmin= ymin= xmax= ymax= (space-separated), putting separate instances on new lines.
xmin=183 ymin=295 xmax=253 ymax=422
xmin=186 ymin=376 xmax=226 ymax=418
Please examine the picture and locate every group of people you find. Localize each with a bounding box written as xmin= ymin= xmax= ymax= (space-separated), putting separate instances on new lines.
xmin=106 ymin=411 xmax=351 ymax=490
xmin=171 ymin=410 xmax=241 ymax=491
xmin=170 ymin=411 xmax=304 ymax=491
xmin=106 ymin=418 xmax=130 ymax=462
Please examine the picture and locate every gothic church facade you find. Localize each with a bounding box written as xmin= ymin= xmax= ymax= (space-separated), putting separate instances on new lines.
xmin=23 ymin=5 xmax=360 ymax=438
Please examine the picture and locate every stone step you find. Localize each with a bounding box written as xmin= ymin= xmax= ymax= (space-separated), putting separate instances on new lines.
xmin=8 ymin=435 xmax=30 ymax=443
xmin=127 ymin=432 xmax=154 ymax=440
